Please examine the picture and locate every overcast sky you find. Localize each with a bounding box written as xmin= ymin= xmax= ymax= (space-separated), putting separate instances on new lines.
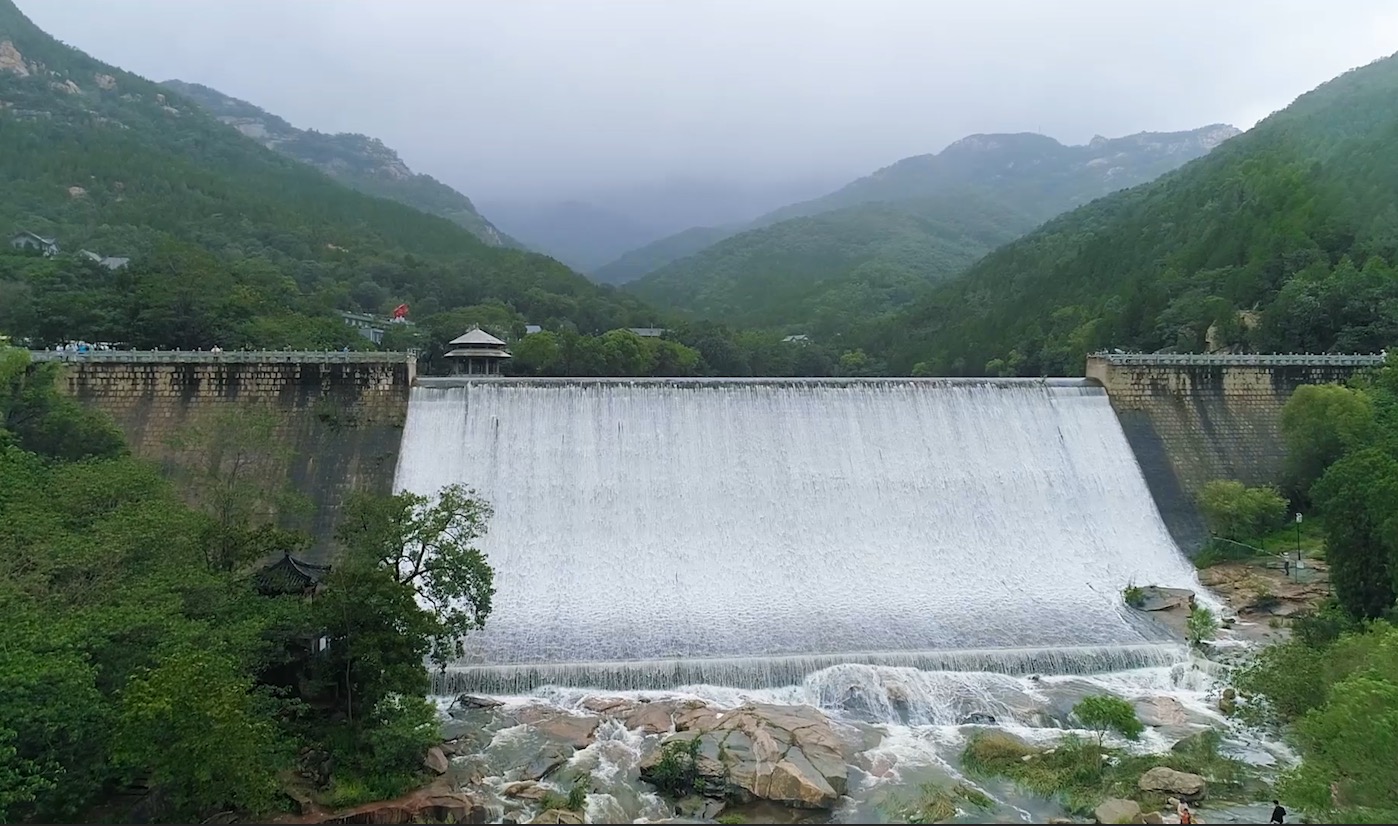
xmin=23 ymin=0 xmax=1398 ymax=204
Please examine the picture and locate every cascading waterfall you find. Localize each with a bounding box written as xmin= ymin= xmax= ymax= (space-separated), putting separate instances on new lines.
xmin=394 ymin=378 xmax=1203 ymax=692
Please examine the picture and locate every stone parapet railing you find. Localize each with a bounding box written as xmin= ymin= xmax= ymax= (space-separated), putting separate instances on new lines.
xmin=1090 ymin=351 xmax=1386 ymax=367
xmin=29 ymin=350 xmax=417 ymax=364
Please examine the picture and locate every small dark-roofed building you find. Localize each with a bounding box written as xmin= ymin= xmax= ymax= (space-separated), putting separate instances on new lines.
xmin=11 ymin=231 xmax=59 ymax=256
xmin=444 ymin=326 xmax=512 ymax=375
xmin=254 ymin=551 xmax=332 ymax=598
xmin=627 ymin=327 xmax=666 ymax=338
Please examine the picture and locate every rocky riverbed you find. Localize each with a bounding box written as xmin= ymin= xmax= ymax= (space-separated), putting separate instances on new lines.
xmin=287 ymin=563 xmax=1322 ymax=825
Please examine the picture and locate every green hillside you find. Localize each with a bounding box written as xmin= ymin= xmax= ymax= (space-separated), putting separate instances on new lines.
xmin=619 ymin=127 xmax=1237 ymax=330
xmin=159 ymin=80 xmax=519 ymax=249
xmin=872 ymin=53 xmax=1398 ymax=376
xmin=592 ymin=224 xmax=737 ymax=285
xmin=599 ymin=125 xmax=1238 ymax=288
xmin=628 ymin=193 xmax=1036 ymax=332
xmin=0 ymin=0 xmax=651 ymax=350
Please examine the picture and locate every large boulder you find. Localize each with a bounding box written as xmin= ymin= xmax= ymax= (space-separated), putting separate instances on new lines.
xmin=641 ymin=702 xmax=850 ymax=809
xmin=514 ymin=706 xmax=602 ymax=748
xmin=1133 ymin=697 xmax=1189 ymax=727
xmin=1133 ymin=587 xmax=1194 ymax=612
xmin=1094 ymin=797 xmax=1142 ymax=824
xmin=1138 ymin=766 xmax=1207 ymax=801
xmin=424 ymin=746 xmax=450 ymax=774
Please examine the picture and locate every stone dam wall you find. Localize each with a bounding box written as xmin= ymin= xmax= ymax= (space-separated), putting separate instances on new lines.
xmin=36 ymin=351 xmax=415 ymax=563
xmin=1087 ymin=353 xmax=1385 ymax=553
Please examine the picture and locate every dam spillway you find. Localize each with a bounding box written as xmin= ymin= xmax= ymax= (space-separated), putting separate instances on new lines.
xmin=394 ymin=378 xmax=1202 ymax=692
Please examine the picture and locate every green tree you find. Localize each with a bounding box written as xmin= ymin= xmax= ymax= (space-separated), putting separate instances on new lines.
xmin=1188 ymin=605 xmax=1220 ymax=647
xmin=112 ymin=647 xmax=288 ymax=820
xmin=335 ymin=484 xmax=496 ymax=665
xmin=1281 ymin=383 xmax=1376 ymax=499
xmin=1196 ymin=480 xmax=1289 ymax=542
xmin=1311 ymin=449 xmax=1398 ymax=619
xmin=1072 ymin=695 xmax=1144 ymax=754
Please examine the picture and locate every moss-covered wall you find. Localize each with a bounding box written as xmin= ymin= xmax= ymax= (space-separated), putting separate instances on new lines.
xmin=50 ymin=355 xmax=414 ymax=562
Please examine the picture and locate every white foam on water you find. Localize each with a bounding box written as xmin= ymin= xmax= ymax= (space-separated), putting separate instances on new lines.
xmin=397 ymin=378 xmax=1205 ymax=691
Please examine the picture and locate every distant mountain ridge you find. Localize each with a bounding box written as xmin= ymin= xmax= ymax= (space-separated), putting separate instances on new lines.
xmin=160 ymin=79 xmax=518 ymax=248
xmin=594 ymin=125 xmax=1240 ymax=285
xmin=620 ymin=125 xmax=1240 ymax=331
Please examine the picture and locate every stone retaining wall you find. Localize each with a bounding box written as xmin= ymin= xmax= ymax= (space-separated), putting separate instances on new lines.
xmin=1087 ymin=354 xmax=1383 ymax=552
xmin=48 ymin=354 xmax=415 ymax=562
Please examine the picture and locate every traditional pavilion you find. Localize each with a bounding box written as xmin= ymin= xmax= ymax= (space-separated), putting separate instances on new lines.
xmin=444 ymin=326 xmax=512 ymax=375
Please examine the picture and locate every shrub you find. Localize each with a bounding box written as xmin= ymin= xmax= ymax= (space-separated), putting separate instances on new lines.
xmin=647 ymin=737 xmax=701 ymax=797
xmin=1073 ymin=695 xmax=1143 ymax=752
xmin=1197 ymin=480 xmax=1288 ymax=541
xmin=1123 ymin=583 xmax=1146 ymax=609
xmin=886 ymin=782 xmax=993 ymax=823
xmin=1188 ymin=605 xmax=1220 ymax=647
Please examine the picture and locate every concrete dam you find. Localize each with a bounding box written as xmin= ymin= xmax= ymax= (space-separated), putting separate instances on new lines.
xmin=41 ymin=349 xmax=1384 ymax=690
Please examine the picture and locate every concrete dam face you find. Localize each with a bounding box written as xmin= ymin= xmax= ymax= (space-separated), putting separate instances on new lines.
xmin=394 ymin=378 xmax=1203 ymax=693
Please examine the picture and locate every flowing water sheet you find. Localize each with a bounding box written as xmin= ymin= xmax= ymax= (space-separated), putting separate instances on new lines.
xmin=394 ymin=378 xmax=1202 ymax=691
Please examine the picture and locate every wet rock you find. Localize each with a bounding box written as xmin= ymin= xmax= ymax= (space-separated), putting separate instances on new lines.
xmin=624 ymin=699 xmax=682 ymax=733
xmin=424 ymin=746 xmax=449 ymax=774
xmin=453 ymin=694 xmax=504 ymax=711
xmin=962 ymin=712 xmax=998 ymax=725
xmin=514 ymin=706 xmax=602 ymax=748
xmin=1134 ymin=586 xmax=1195 ymax=611
xmin=642 ymin=702 xmax=850 ymax=809
xmin=581 ymin=696 xmax=635 ymax=714
xmin=521 ymin=743 xmax=574 ymax=781
xmin=1094 ymin=797 xmax=1142 ymax=824
xmin=1169 ymin=731 xmax=1215 ymax=754
xmin=1218 ymin=689 xmax=1237 ymax=716
xmin=528 ymin=809 xmax=583 ymax=825
xmin=1134 ymin=696 xmax=1189 ymax=727
xmin=501 ymin=780 xmax=550 ymax=801
xmin=1139 ymin=766 xmax=1207 ymax=801
xmin=1141 ymin=812 xmax=1165 ymax=824
xmin=300 ymin=778 xmax=487 ymax=824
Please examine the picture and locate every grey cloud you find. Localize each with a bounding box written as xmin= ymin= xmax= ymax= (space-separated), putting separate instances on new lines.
xmin=23 ymin=0 xmax=1398 ymax=203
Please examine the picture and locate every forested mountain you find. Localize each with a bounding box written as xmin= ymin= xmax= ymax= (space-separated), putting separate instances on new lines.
xmin=0 ymin=0 xmax=653 ymax=351
xmin=598 ymin=126 xmax=1239 ymax=286
xmin=480 ymin=199 xmax=665 ymax=273
xmin=869 ymin=52 xmax=1398 ymax=377
xmin=628 ymin=194 xmax=1036 ymax=332
xmin=623 ymin=127 xmax=1237 ymax=330
xmin=592 ymin=224 xmax=740 ymax=285
xmin=160 ymin=79 xmax=518 ymax=248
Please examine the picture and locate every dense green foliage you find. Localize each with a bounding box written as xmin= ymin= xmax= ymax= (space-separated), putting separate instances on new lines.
xmin=1233 ymin=620 xmax=1398 ymax=822
xmin=1071 ymin=695 xmax=1143 ymax=751
xmin=873 ymin=53 xmax=1398 ymax=376
xmin=629 ymin=194 xmax=1035 ymax=333
xmin=0 ymin=347 xmax=493 ymax=822
xmin=962 ymin=729 xmax=1249 ymax=818
xmin=160 ymin=80 xmax=519 ymax=249
xmin=608 ymin=126 xmax=1232 ymax=295
xmin=1196 ymin=480 xmax=1288 ymax=542
xmin=884 ymin=782 xmax=993 ymax=824
xmin=625 ymin=128 xmax=1233 ymax=334
xmin=1230 ymin=369 xmax=1398 ymax=821
xmin=1280 ymin=366 xmax=1398 ymax=620
xmin=592 ymin=224 xmax=737 ymax=285
xmin=0 ymin=0 xmax=654 ymax=351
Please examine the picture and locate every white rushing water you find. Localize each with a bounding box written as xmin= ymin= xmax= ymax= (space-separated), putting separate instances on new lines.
xmin=395 ymin=378 xmax=1204 ymax=692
